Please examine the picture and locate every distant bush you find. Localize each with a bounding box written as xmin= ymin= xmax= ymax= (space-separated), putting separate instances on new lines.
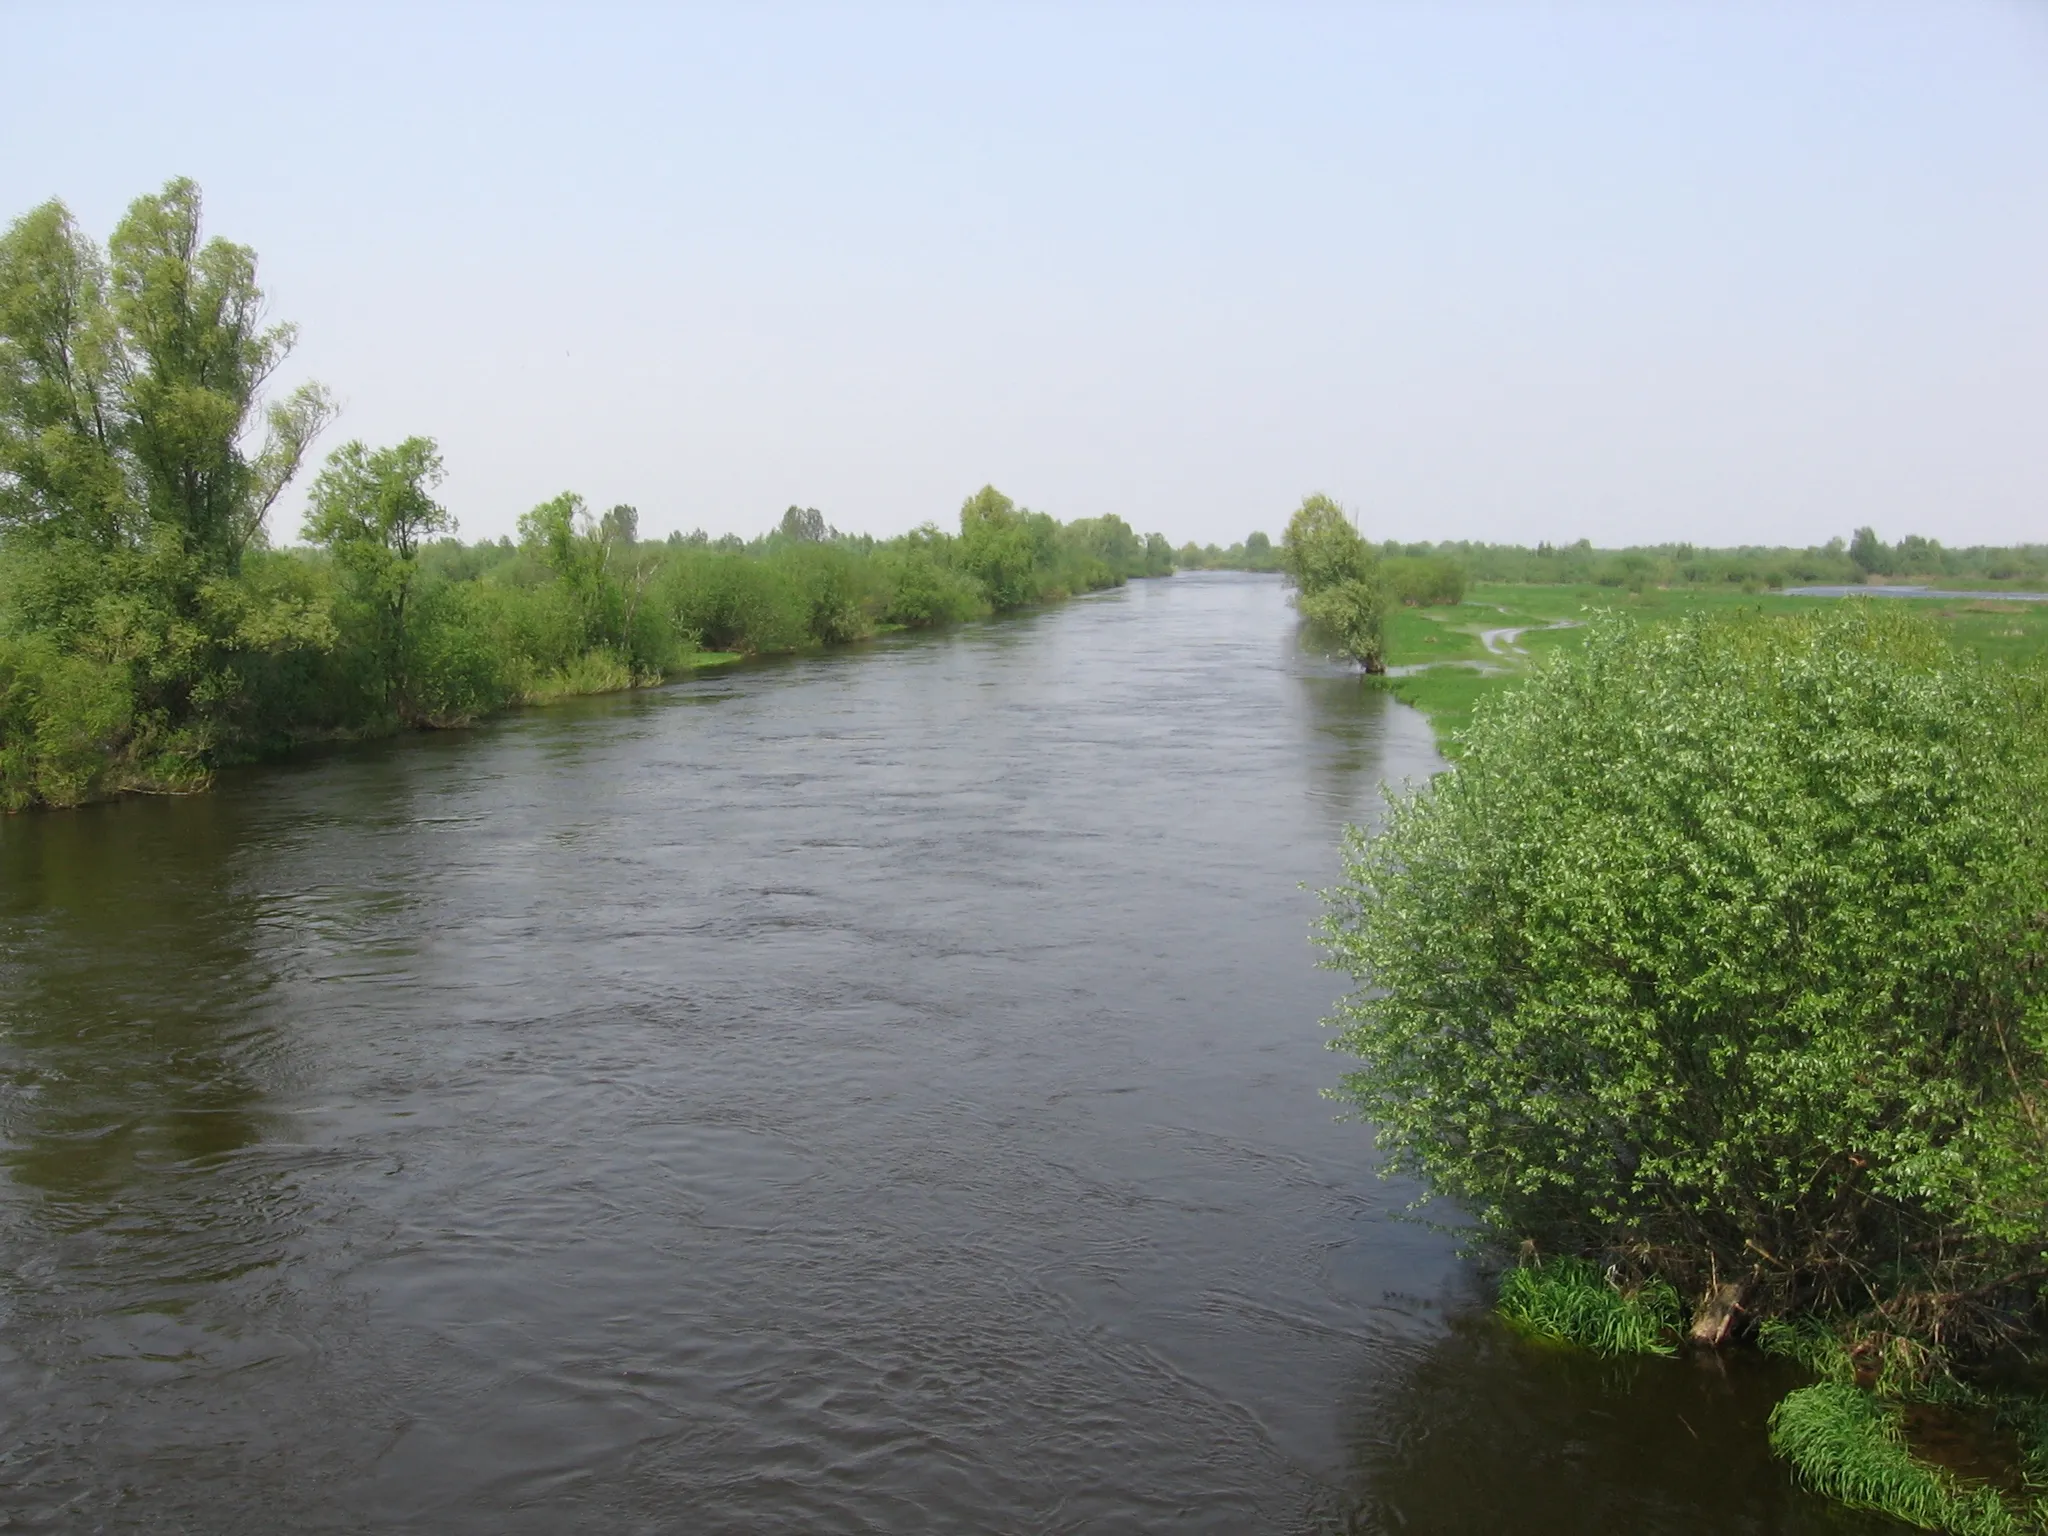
xmin=1383 ymin=555 xmax=1466 ymax=607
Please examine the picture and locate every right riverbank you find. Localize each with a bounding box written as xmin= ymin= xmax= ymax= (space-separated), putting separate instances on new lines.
xmin=1377 ymin=582 xmax=2048 ymax=749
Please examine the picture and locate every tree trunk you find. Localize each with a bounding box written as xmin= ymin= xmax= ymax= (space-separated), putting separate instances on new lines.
xmin=1690 ymin=1280 xmax=1747 ymax=1347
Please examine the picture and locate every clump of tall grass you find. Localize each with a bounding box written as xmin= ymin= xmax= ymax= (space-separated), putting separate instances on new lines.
xmin=1495 ymin=1257 xmax=1681 ymax=1358
xmin=1759 ymin=1316 xmax=1859 ymax=1384
xmin=522 ymin=649 xmax=639 ymax=704
xmin=1768 ymin=1384 xmax=2029 ymax=1535
xmin=2001 ymin=1398 xmax=2048 ymax=1490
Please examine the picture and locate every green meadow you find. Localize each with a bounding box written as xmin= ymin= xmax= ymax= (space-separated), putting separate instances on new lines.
xmin=1381 ymin=583 xmax=2048 ymax=749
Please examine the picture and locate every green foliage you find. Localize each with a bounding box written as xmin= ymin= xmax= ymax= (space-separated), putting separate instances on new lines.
xmin=1852 ymin=525 xmax=1894 ymax=576
xmin=877 ymin=534 xmax=983 ymax=628
xmin=1353 ymin=532 xmax=2048 ymax=591
xmin=1173 ymin=536 xmax=1276 ymax=571
xmin=0 ymin=632 xmax=135 ymax=808
xmin=951 ymin=485 xmax=1162 ymax=612
xmin=778 ymin=504 xmax=829 ymax=543
xmin=1384 ymin=554 xmax=1467 ymax=607
xmin=523 ymin=647 xmax=637 ymax=704
xmin=0 ymin=179 xmax=343 ymax=796
xmin=1769 ymin=1385 xmax=2027 ymax=1535
xmin=0 ymin=188 xmax=1172 ymax=819
xmin=1298 ymin=578 xmax=1388 ymax=670
xmin=0 ymin=179 xmax=335 ymax=570
xmin=1496 ymin=1258 xmax=1681 ymax=1357
xmin=957 ymin=485 xmax=1048 ymax=611
xmin=302 ymin=436 xmax=452 ymax=721
xmin=1322 ymin=606 xmax=2048 ymax=1353
xmin=1282 ymin=494 xmax=1389 ymax=668
xmin=1282 ymin=493 xmax=1374 ymax=593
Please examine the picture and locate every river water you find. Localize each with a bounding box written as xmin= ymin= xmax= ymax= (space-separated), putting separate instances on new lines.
xmin=1 ymin=573 xmax=1879 ymax=1533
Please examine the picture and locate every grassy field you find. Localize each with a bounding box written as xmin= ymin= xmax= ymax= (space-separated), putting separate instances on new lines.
xmin=1383 ymin=584 xmax=2048 ymax=751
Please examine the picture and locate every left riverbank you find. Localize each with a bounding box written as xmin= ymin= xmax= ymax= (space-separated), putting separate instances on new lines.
xmin=0 ymin=479 xmax=1173 ymax=812
xmin=1 ymin=180 xmax=1178 ymax=813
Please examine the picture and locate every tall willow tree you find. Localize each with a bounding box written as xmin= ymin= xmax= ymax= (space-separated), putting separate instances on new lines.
xmin=0 ymin=179 xmax=333 ymax=801
xmin=0 ymin=179 xmax=331 ymax=568
xmin=1282 ymin=493 xmax=1386 ymax=669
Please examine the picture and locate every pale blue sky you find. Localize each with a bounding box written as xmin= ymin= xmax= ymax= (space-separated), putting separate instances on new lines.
xmin=5 ymin=2 xmax=2044 ymax=548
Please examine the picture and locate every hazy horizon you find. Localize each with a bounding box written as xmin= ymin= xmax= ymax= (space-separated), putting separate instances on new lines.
xmin=5 ymin=2 xmax=2043 ymax=550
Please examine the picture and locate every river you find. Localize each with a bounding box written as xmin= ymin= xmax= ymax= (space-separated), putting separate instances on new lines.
xmin=0 ymin=573 xmax=1877 ymax=1532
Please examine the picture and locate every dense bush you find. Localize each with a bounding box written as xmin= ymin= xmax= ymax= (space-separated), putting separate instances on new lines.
xmin=1321 ymin=607 xmax=2048 ymax=1364
xmin=1383 ymin=554 xmax=1467 ymax=607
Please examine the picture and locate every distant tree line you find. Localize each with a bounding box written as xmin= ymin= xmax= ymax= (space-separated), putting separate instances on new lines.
xmin=1191 ymin=529 xmax=2044 ymax=594
xmin=0 ymin=181 xmax=1172 ymax=809
xmin=1363 ymin=532 xmax=2042 ymax=593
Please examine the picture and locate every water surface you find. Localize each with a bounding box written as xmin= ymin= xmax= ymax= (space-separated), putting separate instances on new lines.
xmin=1 ymin=574 xmax=1877 ymax=1532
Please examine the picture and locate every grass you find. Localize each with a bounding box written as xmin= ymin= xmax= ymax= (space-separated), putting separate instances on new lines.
xmin=1768 ymin=1384 xmax=2031 ymax=1535
xmin=522 ymin=649 xmax=640 ymax=703
xmin=1381 ymin=583 xmax=2048 ymax=754
xmin=1495 ymin=1257 xmax=1682 ymax=1358
xmin=518 ymin=646 xmax=740 ymax=706
xmin=1758 ymin=1317 xmax=1858 ymax=1385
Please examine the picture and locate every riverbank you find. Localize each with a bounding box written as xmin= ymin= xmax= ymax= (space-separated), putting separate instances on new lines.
xmin=0 ymin=486 xmax=1175 ymax=811
xmin=1378 ymin=582 xmax=2048 ymax=750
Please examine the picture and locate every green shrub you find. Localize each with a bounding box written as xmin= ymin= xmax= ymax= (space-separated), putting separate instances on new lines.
xmin=1320 ymin=606 xmax=2048 ymax=1350
xmin=879 ymin=545 xmax=983 ymax=628
xmin=1384 ymin=554 xmax=1467 ymax=607
xmin=0 ymin=635 xmax=136 ymax=807
xmin=1497 ymin=1257 xmax=1681 ymax=1357
xmin=780 ymin=543 xmax=871 ymax=645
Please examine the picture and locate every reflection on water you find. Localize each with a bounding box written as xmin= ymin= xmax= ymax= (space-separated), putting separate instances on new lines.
xmin=1333 ymin=1301 xmax=1835 ymax=1533
xmin=0 ymin=575 xmax=1879 ymax=1532
xmin=0 ymin=798 xmax=280 ymax=1224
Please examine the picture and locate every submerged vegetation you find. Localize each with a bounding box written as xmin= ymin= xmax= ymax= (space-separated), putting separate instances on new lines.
xmin=1768 ymin=1385 xmax=2030 ymax=1536
xmin=0 ymin=181 xmax=1171 ymax=810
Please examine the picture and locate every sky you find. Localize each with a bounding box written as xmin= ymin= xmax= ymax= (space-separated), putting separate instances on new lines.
xmin=4 ymin=2 xmax=2044 ymax=550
